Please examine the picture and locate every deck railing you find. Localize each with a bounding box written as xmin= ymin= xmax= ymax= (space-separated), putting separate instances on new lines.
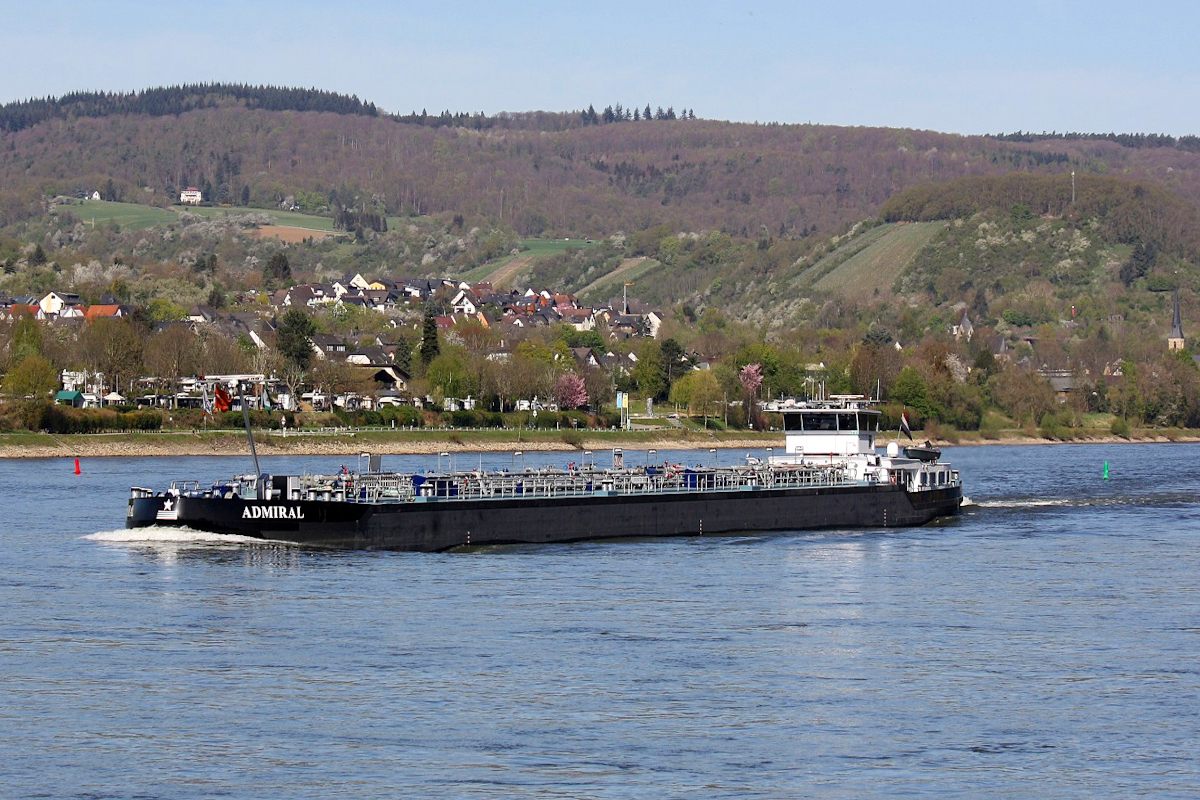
xmin=338 ymin=463 xmax=855 ymax=504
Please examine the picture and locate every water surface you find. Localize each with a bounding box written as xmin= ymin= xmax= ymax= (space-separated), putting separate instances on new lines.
xmin=1 ymin=444 xmax=1197 ymax=798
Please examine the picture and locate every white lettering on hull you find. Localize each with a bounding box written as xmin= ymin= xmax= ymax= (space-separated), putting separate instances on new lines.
xmin=242 ymin=505 xmax=305 ymax=520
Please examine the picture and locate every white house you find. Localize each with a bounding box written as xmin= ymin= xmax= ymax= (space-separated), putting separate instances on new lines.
xmin=179 ymin=187 xmax=203 ymax=204
xmin=450 ymin=289 xmax=481 ymax=315
xmin=39 ymin=291 xmax=82 ymax=316
xmin=644 ymin=310 xmax=665 ymax=338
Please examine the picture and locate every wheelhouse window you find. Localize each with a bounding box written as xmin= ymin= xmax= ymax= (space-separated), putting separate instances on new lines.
xmin=784 ymin=410 xmax=880 ymax=432
xmin=803 ymin=413 xmax=839 ymax=431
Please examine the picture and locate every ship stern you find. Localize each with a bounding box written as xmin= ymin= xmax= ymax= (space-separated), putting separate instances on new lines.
xmin=126 ymin=488 xmax=166 ymax=529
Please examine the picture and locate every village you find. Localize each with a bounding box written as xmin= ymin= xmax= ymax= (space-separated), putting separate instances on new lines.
xmin=1 ymin=273 xmax=669 ymax=416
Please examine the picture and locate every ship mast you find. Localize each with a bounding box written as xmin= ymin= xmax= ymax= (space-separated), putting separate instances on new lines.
xmin=239 ymin=384 xmax=263 ymax=493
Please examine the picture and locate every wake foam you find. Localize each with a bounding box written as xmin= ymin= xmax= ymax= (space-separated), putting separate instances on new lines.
xmin=972 ymin=498 xmax=1073 ymax=509
xmin=971 ymin=494 xmax=1195 ymax=510
xmin=85 ymin=527 xmax=284 ymax=546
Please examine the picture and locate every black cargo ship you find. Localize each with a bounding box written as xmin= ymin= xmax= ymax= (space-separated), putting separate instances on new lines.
xmin=127 ymin=396 xmax=963 ymax=551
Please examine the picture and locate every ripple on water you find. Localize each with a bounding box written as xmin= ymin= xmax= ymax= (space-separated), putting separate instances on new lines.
xmin=0 ymin=445 xmax=1198 ymax=798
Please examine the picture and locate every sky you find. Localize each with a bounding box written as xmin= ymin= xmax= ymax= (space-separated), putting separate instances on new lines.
xmin=1 ymin=0 xmax=1197 ymax=136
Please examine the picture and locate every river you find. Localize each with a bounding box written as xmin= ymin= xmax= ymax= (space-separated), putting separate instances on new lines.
xmin=1 ymin=444 xmax=1197 ymax=798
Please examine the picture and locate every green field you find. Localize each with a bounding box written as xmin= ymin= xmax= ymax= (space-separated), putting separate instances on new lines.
xmin=65 ymin=199 xmax=351 ymax=233
xmin=70 ymin=200 xmax=179 ymax=230
xmin=459 ymin=238 xmax=603 ymax=284
xmin=805 ymin=222 xmax=943 ymax=298
xmin=519 ymin=237 xmax=600 ymax=257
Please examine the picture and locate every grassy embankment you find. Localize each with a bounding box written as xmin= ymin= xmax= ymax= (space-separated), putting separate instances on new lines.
xmin=4 ymin=413 xmax=1197 ymax=459
xmin=0 ymin=425 xmax=775 ymax=459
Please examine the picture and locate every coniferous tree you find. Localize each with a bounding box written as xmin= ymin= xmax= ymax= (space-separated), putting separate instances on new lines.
xmin=659 ymin=337 xmax=688 ymax=391
xmin=419 ymin=311 xmax=440 ymax=365
xmin=1120 ymin=240 xmax=1157 ymax=286
xmin=970 ymin=288 xmax=990 ymax=323
xmin=264 ymin=252 xmax=291 ymax=285
xmin=276 ymin=307 xmax=315 ymax=370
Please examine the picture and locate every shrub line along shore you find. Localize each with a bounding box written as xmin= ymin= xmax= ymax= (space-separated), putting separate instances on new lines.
xmin=2 ymin=429 xmax=1198 ymax=459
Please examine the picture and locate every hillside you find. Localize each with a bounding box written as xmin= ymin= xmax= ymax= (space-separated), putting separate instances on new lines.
xmin=806 ymin=222 xmax=944 ymax=299
xmin=7 ymin=85 xmax=1200 ymax=242
xmin=2 ymin=85 xmax=1200 ymax=349
xmin=7 ymin=87 xmax=1200 ymax=440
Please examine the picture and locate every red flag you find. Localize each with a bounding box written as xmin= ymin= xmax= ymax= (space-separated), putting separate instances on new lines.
xmin=900 ymin=411 xmax=914 ymax=441
xmin=214 ymin=385 xmax=232 ymax=413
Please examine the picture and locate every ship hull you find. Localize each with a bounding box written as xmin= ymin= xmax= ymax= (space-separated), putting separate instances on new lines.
xmin=127 ymin=483 xmax=962 ymax=551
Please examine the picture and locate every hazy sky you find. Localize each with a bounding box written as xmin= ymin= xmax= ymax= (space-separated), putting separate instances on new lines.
xmin=1 ymin=0 xmax=1196 ymax=136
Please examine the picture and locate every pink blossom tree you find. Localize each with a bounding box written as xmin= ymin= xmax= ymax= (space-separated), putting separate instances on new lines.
xmin=739 ymin=363 xmax=764 ymax=428
xmin=555 ymin=372 xmax=589 ymax=410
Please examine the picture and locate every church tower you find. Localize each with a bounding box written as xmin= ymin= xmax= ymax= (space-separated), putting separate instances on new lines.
xmin=1168 ymin=290 xmax=1185 ymax=351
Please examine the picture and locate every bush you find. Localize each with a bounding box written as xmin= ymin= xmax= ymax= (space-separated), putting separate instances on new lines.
xmin=216 ymin=409 xmax=280 ymax=430
xmin=560 ymin=410 xmax=590 ymax=429
xmin=1002 ymin=308 xmax=1035 ymax=327
xmin=923 ymin=420 xmax=959 ymax=444
xmin=8 ymin=403 xmax=167 ymax=433
xmin=380 ymin=404 xmax=423 ymax=427
xmin=978 ymin=411 xmax=1007 ymax=440
xmin=447 ymin=410 xmax=483 ymax=428
xmin=1110 ymin=417 xmax=1130 ymax=438
xmin=1038 ymin=413 xmax=1067 ymax=440
xmin=525 ymin=411 xmax=561 ymax=429
xmin=437 ymin=409 xmax=502 ymax=428
xmin=595 ymin=410 xmax=622 ymax=428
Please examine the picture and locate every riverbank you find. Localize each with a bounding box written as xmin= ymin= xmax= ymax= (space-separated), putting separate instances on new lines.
xmin=3 ymin=426 xmax=1199 ymax=459
xmin=0 ymin=428 xmax=769 ymax=459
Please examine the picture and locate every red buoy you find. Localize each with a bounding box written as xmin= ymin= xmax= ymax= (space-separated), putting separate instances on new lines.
xmin=74 ymin=458 xmax=81 ymax=475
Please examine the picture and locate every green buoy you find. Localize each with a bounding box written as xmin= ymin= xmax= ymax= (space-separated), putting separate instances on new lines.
xmin=1104 ymin=461 xmax=1110 ymax=480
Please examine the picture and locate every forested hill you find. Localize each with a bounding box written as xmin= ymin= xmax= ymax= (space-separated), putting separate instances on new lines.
xmin=0 ymin=84 xmax=379 ymax=133
xmin=993 ymin=130 xmax=1200 ymax=153
xmin=881 ymin=173 xmax=1200 ymax=260
xmin=4 ymin=85 xmax=1200 ymax=240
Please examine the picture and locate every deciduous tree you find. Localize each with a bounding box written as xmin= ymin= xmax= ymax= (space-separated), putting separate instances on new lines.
xmin=2 ymin=354 xmax=57 ymax=399
xmin=81 ymin=318 xmax=144 ymax=395
xmin=555 ymin=372 xmax=588 ymax=410
xmin=144 ymin=325 xmax=199 ymax=406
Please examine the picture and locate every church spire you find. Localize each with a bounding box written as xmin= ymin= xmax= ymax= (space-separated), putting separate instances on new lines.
xmin=1168 ymin=290 xmax=1185 ymax=351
